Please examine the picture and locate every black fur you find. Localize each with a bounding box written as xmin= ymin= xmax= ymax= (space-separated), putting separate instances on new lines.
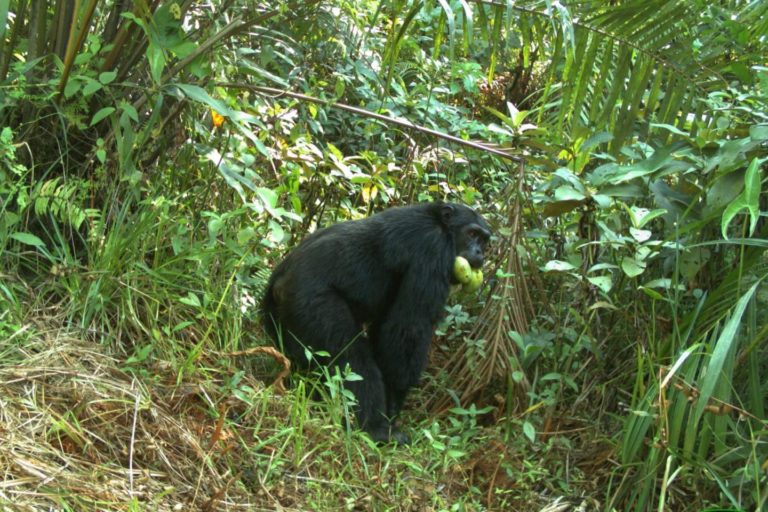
xmin=262 ymin=202 xmax=491 ymax=444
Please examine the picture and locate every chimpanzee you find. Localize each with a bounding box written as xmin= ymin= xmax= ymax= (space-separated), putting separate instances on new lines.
xmin=262 ymin=202 xmax=491 ymax=444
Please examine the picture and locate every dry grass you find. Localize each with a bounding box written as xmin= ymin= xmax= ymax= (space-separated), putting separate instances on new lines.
xmin=0 ymin=329 xmax=294 ymax=510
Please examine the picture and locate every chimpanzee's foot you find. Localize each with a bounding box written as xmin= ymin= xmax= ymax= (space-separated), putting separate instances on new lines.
xmin=367 ymin=424 xmax=410 ymax=445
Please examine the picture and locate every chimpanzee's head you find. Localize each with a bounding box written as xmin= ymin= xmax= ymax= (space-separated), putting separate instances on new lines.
xmin=440 ymin=203 xmax=492 ymax=269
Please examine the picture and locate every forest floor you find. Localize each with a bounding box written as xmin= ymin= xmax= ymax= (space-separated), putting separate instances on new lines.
xmin=0 ymin=318 xmax=614 ymax=511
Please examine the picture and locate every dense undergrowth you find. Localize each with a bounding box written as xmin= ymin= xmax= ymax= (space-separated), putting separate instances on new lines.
xmin=1 ymin=1 xmax=767 ymax=510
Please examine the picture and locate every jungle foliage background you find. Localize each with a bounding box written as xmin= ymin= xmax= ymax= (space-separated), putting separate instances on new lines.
xmin=1 ymin=0 xmax=767 ymax=510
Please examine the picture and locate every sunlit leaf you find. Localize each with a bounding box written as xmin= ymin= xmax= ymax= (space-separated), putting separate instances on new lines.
xmin=554 ymin=185 xmax=586 ymax=201
xmin=542 ymin=260 xmax=577 ymax=272
xmin=621 ymin=256 xmax=646 ymax=278
xmin=587 ymin=275 xmax=612 ymax=293
xmin=629 ymin=227 xmax=652 ymax=242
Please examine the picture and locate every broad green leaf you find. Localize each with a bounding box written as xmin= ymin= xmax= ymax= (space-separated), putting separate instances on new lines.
xmin=553 ymin=168 xmax=583 ymax=188
xmin=170 ymin=40 xmax=197 ymax=59
xmin=121 ymin=12 xmax=143 ymax=28
xmin=588 ymin=301 xmax=617 ymax=311
xmin=554 ymin=185 xmax=586 ymax=201
xmin=147 ymin=44 xmax=165 ymax=84
xmin=174 ymin=84 xmax=231 ymax=115
xmin=237 ymin=227 xmax=256 ymax=245
xmin=638 ymin=286 xmax=664 ymax=300
xmin=633 ymin=207 xmax=667 ymax=228
xmin=251 ymin=137 xmax=269 ymax=158
xmin=581 ymin=132 xmax=613 ymax=151
xmin=64 ymin=79 xmax=81 ymax=99
xmin=542 ymin=260 xmax=577 ymax=272
xmin=267 ymin=219 xmax=285 ymax=245
xmin=636 ymin=245 xmax=652 ymax=260
xmin=207 ymin=217 xmax=223 ymax=237
xmin=523 ymin=421 xmax=536 ymax=442
xmin=588 ymin=263 xmax=619 ymax=272
xmin=238 ymin=57 xmax=290 ymax=88
xmin=256 ymin=187 xmax=278 ymax=208
xmin=629 ymin=227 xmax=652 ymax=242
xmin=327 ymin=143 xmax=344 ymax=160
xmin=705 ymin=170 xmax=744 ymax=216
xmin=91 ymin=107 xmax=115 ymax=126
xmin=334 ymin=77 xmax=345 ymax=98
xmin=614 ymin=145 xmax=678 ymax=184
xmin=98 ymin=71 xmax=117 ymax=84
xmin=721 ymin=158 xmax=761 ymax=239
xmin=121 ymin=102 xmax=139 ymax=123
xmin=179 ymin=293 xmax=201 ymax=308
xmin=621 ymin=257 xmax=646 ymax=278
xmin=587 ymin=275 xmax=612 ymax=293
xmin=10 ymin=232 xmax=46 ymax=247
xmin=643 ymin=278 xmax=684 ymax=291
xmin=749 ymin=124 xmax=768 ymax=141
xmin=592 ymin=194 xmax=612 ymax=208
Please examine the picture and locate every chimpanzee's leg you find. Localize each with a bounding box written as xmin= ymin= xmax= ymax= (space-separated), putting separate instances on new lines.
xmin=279 ymin=289 xmax=400 ymax=443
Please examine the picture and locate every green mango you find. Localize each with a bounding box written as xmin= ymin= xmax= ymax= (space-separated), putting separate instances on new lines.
xmin=464 ymin=268 xmax=483 ymax=292
xmin=453 ymin=256 xmax=473 ymax=284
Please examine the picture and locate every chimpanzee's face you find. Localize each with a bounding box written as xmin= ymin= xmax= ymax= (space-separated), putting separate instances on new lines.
xmin=441 ymin=204 xmax=491 ymax=269
xmin=456 ymin=220 xmax=491 ymax=268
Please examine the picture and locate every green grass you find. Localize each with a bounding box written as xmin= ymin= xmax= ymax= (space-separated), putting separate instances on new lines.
xmin=0 ymin=317 xmax=589 ymax=510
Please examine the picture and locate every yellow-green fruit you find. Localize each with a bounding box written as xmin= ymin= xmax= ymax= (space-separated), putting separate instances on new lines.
xmin=464 ymin=269 xmax=484 ymax=292
xmin=453 ymin=256 xmax=473 ymax=284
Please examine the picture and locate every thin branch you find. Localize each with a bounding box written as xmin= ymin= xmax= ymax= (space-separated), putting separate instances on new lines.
xmin=218 ymin=83 xmax=522 ymax=162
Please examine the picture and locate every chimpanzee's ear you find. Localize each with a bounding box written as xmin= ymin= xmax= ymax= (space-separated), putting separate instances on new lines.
xmin=440 ymin=203 xmax=455 ymax=225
